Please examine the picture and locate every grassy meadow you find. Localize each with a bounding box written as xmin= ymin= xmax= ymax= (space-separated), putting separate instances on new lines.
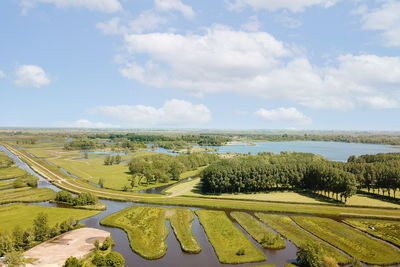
xmin=196 ymin=210 xmax=266 ymax=264
xmin=292 ymin=216 xmax=400 ymax=265
xmin=168 ymin=209 xmax=201 ymax=253
xmin=255 ymin=214 xmax=350 ymax=264
xmin=0 ymin=203 xmax=100 ymax=233
xmin=0 ymin=188 xmax=56 ymax=204
xmin=100 ymin=206 xmax=168 ymax=259
xmin=231 ymin=212 xmax=285 ymax=249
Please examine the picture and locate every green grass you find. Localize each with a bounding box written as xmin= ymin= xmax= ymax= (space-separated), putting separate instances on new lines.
xmin=343 ymin=219 xmax=400 ymax=247
xmin=231 ymin=212 xmax=285 ymax=249
xmin=196 ymin=210 xmax=266 ymax=264
xmin=0 ymin=166 xmax=27 ymax=180
xmin=0 ymin=179 xmax=14 ymax=190
xmin=0 ymin=188 xmax=56 ymax=204
xmin=0 ymin=203 xmax=100 ymax=233
xmin=255 ymin=213 xmax=350 ymax=265
xmin=168 ymin=209 xmax=201 ymax=253
xmin=250 ymin=265 xmax=277 ymax=267
xmin=100 ymin=206 xmax=168 ymax=259
xmin=292 ymin=216 xmax=400 ymax=265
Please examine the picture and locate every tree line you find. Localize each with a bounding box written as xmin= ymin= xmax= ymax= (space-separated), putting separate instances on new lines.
xmin=55 ymin=191 xmax=98 ymax=206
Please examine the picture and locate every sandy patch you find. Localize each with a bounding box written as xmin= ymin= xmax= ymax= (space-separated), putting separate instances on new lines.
xmin=24 ymin=227 xmax=110 ymax=267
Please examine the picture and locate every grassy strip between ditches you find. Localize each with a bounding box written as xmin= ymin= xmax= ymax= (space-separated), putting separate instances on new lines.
xmin=0 ymin=188 xmax=56 ymax=204
xmin=195 ymin=210 xmax=266 ymax=264
xmin=343 ymin=218 xmax=400 ymax=248
xmin=292 ymin=216 xmax=400 ymax=265
xmin=231 ymin=211 xmax=285 ymax=249
xmin=0 ymin=203 xmax=100 ymax=233
xmin=255 ymin=213 xmax=350 ymax=265
xmin=100 ymin=206 xmax=168 ymax=259
xmin=168 ymin=208 xmax=201 ymax=253
xmin=0 ymin=166 xmax=27 ymax=180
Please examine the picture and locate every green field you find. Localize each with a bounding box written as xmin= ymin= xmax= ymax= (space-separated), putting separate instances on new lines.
xmin=100 ymin=206 xmax=168 ymax=259
xmin=0 ymin=166 xmax=27 ymax=180
xmin=196 ymin=210 xmax=266 ymax=264
xmin=0 ymin=204 xmax=100 ymax=233
xmin=0 ymin=188 xmax=56 ymax=204
xmin=292 ymin=216 xmax=400 ymax=265
xmin=255 ymin=214 xmax=350 ymax=264
xmin=231 ymin=212 xmax=285 ymax=249
xmin=343 ymin=219 xmax=400 ymax=247
xmin=168 ymin=209 xmax=201 ymax=253
xmin=0 ymin=179 xmax=14 ymax=190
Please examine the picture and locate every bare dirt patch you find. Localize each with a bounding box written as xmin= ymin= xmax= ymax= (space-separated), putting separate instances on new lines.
xmin=25 ymin=227 xmax=110 ymax=267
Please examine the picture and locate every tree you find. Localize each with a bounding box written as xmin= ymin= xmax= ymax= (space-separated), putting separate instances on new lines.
xmin=84 ymin=151 xmax=89 ymax=159
xmin=92 ymin=252 xmax=106 ymax=267
xmin=5 ymin=249 xmax=24 ymax=267
xmin=99 ymin=178 xmax=104 ymax=188
xmin=104 ymin=155 xmax=112 ymax=166
xmin=63 ymin=256 xmax=82 ymax=267
xmin=34 ymin=212 xmax=49 ymax=241
xmin=114 ymin=155 xmax=122 ymax=165
xmin=105 ymin=252 xmax=125 ymax=267
xmin=169 ymin=160 xmax=184 ymax=180
xmin=296 ymin=243 xmax=324 ymax=267
xmin=0 ymin=233 xmax=13 ymax=256
xmin=12 ymin=226 xmax=24 ymax=249
xmin=94 ymin=240 xmax=100 ymax=251
xmin=101 ymin=236 xmax=114 ymax=251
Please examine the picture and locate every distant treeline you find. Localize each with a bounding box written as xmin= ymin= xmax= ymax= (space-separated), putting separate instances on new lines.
xmin=201 ymin=152 xmax=400 ymax=202
xmin=236 ymin=134 xmax=400 ymax=145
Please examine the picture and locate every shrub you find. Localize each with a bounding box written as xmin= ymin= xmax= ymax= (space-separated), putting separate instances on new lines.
xmin=101 ymin=237 xmax=114 ymax=251
xmin=105 ymin=252 xmax=125 ymax=267
xmin=297 ymin=243 xmax=324 ymax=267
xmin=63 ymin=256 xmax=82 ymax=267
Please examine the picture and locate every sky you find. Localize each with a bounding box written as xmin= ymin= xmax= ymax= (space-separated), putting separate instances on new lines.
xmin=0 ymin=0 xmax=400 ymax=130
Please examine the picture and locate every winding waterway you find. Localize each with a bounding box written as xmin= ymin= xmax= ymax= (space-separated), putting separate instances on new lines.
xmin=2 ymin=144 xmax=399 ymax=266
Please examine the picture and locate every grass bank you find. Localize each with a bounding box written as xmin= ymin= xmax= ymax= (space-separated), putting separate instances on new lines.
xmin=231 ymin=212 xmax=285 ymax=249
xmin=255 ymin=213 xmax=350 ymax=264
xmin=196 ymin=210 xmax=265 ymax=264
xmin=100 ymin=206 xmax=168 ymax=259
xmin=0 ymin=166 xmax=27 ymax=180
xmin=343 ymin=218 xmax=400 ymax=247
xmin=168 ymin=209 xmax=201 ymax=253
xmin=0 ymin=203 xmax=100 ymax=233
xmin=0 ymin=188 xmax=56 ymax=204
xmin=292 ymin=216 xmax=400 ymax=265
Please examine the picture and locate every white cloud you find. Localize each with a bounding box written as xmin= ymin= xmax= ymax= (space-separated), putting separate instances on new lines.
xmin=358 ymin=96 xmax=398 ymax=109
xmin=14 ymin=65 xmax=51 ymax=88
xmin=358 ymin=0 xmax=400 ymax=47
xmin=0 ymin=70 xmax=5 ymax=78
xmin=88 ymin=99 xmax=211 ymax=127
xmin=155 ymin=0 xmax=195 ymax=19
xmin=97 ymin=11 xmax=167 ymax=35
xmin=255 ymin=107 xmax=312 ymax=125
xmin=117 ymin=26 xmax=400 ymax=111
xmin=226 ymin=0 xmax=341 ymax=12
xmin=20 ymin=0 xmax=122 ymax=14
xmin=54 ymin=119 xmax=119 ymax=128
xmin=241 ymin=16 xmax=261 ymax=32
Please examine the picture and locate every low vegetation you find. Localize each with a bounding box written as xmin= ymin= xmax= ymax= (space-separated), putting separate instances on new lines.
xmin=0 ymin=188 xmax=56 ymax=204
xmin=343 ymin=219 xmax=400 ymax=247
xmin=0 ymin=166 xmax=27 ymax=180
xmin=231 ymin=212 xmax=285 ymax=249
xmin=292 ymin=216 xmax=400 ymax=265
xmin=255 ymin=214 xmax=350 ymax=264
xmin=100 ymin=206 xmax=168 ymax=259
xmin=168 ymin=209 xmax=201 ymax=253
xmin=195 ymin=210 xmax=265 ymax=264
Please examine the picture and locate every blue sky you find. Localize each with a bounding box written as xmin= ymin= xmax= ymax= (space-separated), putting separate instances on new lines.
xmin=1 ymin=0 xmax=399 ymax=130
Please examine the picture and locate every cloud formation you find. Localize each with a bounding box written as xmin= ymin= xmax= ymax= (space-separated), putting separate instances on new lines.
xmin=20 ymin=0 xmax=122 ymax=14
xmin=14 ymin=65 xmax=51 ymax=88
xmin=0 ymin=70 xmax=5 ymax=78
xmin=226 ymin=0 xmax=340 ymax=12
xmin=117 ymin=26 xmax=400 ymax=111
xmin=358 ymin=0 xmax=400 ymax=47
xmin=88 ymin=99 xmax=211 ymax=127
xmin=155 ymin=0 xmax=195 ymax=19
xmin=255 ymin=107 xmax=312 ymax=125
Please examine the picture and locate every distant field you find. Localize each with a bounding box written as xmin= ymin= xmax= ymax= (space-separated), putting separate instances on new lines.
xmin=0 ymin=204 xmax=100 ymax=233
xmin=292 ymin=216 xmax=400 ymax=265
xmin=196 ymin=210 xmax=266 ymax=264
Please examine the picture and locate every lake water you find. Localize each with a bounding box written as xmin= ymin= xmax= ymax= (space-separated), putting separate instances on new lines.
xmin=213 ymin=141 xmax=399 ymax=162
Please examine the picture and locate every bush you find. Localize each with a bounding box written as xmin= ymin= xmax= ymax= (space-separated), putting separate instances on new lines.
xmin=92 ymin=252 xmax=106 ymax=267
xmin=323 ymin=256 xmax=339 ymax=267
xmin=101 ymin=237 xmax=114 ymax=251
xmin=63 ymin=256 xmax=82 ymax=267
xmin=296 ymin=243 xmax=324 ymax=267
xmin=236 ymin=249 xmax=245 ymax=256
xmin=105 ymin=252 xmax=125 ymax=267
xmin=55 ymin=190 xmax=74 ymax=203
